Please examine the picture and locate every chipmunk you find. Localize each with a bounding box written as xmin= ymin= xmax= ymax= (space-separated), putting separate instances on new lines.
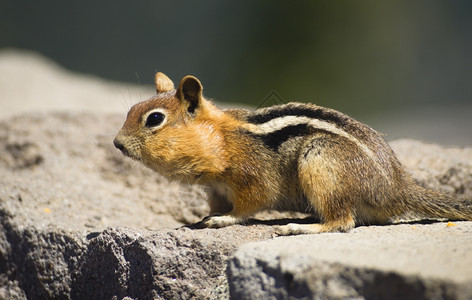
xmin=113 ymin=72 xmax=472 ymax=235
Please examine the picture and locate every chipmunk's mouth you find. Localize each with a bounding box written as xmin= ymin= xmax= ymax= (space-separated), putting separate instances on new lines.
xmin=113 ymin=137 xmax=141 ymax=161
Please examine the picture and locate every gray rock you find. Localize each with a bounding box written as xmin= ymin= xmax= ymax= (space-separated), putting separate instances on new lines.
xmin=1 ymin=207 xmax=274 ymax=299
xmin=69 ymin=227 xmax=238 ymax=299
xmin=228 ymin=223 xmax=472 ymax=299
xmin=390 ymin=139 xmax=472 ymax=198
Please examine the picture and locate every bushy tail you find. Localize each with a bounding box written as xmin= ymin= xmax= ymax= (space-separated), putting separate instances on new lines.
xmin=402 ymin=184 xmax=472 ymax=221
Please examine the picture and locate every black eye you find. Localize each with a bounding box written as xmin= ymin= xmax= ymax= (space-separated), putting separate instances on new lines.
xmin=145 ymin=111 xmax=165 ymax=128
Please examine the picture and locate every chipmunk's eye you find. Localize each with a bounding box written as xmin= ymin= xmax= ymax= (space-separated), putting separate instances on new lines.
xmin=145 ymin=111 xmax=166 ymax=128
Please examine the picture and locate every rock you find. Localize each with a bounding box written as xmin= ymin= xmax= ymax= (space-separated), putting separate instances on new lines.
xmin=390 ymin=139 xmax=472 ymax=198
xmin=1 ymin=203 xmax=274 ymax=299
xmin=0 ymin=213 xmax=85 ymax=298
xmin=228 ymin=223 xmax=472 ymax=299
xmin=69 ymin=227 xmax=272 ymax=300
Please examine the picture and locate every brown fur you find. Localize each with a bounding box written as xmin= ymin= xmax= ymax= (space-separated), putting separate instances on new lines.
xmin=114 ymin=72 xmax=472 ymax=235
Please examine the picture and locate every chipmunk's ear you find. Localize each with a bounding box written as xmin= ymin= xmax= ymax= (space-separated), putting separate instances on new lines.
xmin=176 ymin=75 xmax=203 ymax=114
xmin=155 ymin=72 xmax=174 ymax=93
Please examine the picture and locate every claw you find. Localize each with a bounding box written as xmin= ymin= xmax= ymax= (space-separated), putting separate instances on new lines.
xmin=199 ymin=214 xmax=242 ymax=228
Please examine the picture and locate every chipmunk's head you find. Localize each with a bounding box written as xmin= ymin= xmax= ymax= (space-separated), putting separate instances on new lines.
xmin=114 ymin=72 xmax=227 ymax=180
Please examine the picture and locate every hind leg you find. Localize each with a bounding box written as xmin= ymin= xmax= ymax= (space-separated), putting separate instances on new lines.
xmin=276 ymin=215 xmax=355 ymax=235
xmin=277 ymin=136 xmax=356 ymax=235
xmin=276 ymin=194 xmax=355 ymax=235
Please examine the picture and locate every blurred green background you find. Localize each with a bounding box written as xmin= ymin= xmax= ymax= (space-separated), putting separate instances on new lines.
xmin=1 ymin=1 xmax=471 ymax=144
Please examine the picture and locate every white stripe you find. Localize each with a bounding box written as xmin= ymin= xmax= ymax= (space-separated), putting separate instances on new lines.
xmin=243 ymin=115 xmax=382 ymax=174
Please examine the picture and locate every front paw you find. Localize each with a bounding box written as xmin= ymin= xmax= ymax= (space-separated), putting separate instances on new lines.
xmin=199 ymin=214 xmax=241 ymax=228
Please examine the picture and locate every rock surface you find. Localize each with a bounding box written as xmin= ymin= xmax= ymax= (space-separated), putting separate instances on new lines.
xmin=228 ymin=223 xmax=472 ymax=300
xmin=1 ymin=50 xmax=472 ymax=299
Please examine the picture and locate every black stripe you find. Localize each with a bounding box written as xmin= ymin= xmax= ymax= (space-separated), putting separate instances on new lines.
xmin=247 ymin=124 xmax=332 ymax=151
xmin=246 ymin=105 xmax=349 ymax=128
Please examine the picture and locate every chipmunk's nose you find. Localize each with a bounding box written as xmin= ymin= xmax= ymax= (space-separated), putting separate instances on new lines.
xmin=114 ymin=134 xmax=137 ymax=159
xmin=113 ymin=138 xmax=125 ymax=152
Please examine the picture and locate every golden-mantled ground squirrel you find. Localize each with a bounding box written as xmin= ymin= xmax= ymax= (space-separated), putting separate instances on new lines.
xmin=114 ymin=72 xmax=472 ymax=234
